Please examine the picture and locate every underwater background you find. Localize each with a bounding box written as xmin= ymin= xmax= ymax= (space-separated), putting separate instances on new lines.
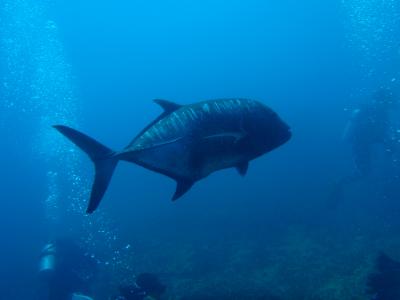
xmin=1 ymin=0 xmax=400 ymax=299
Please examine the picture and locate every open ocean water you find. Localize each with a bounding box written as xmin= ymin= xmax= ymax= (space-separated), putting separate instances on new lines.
xmin=1 ymin=0 xmax=400 ymax=299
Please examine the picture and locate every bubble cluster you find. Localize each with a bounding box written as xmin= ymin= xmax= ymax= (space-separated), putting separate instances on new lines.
xmin=0 ymin=0 xmax=135 ymax=281
xmin=341 ymin=0 xmax=400 ymax=81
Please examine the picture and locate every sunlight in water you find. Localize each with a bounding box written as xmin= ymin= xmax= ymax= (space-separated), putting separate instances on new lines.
xmin=0 ymin=0 xmax=134 ymax=272
xmin=0 ymin=0 xmax=81 ymax=221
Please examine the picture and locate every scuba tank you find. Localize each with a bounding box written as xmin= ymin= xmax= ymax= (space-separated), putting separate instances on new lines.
xmin=39 ymin=242 xmax=56 ymax=275
xmin=72 ymin=293 xmax=94 ymax=300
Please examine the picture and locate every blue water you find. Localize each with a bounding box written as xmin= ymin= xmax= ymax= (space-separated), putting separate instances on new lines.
xmin=1 ymin=0 xmax=400 ymax=299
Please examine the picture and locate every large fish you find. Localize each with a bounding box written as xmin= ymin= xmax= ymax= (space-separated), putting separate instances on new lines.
xmin=54 ymin=98 xmax=291 ymax=213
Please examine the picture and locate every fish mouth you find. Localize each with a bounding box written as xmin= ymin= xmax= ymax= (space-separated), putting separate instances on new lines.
xmin=277 ymin=124 xmax=292 ymax=146
xmin=267 ymin=127 xmax=291 ymax=150
xmin=280 ymin=129 xmax=292 ymax=146
xmin=285 ymin=127 xmax=292 ymax=141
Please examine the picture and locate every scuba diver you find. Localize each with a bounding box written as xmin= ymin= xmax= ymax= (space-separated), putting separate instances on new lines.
xmin=37 ymin=238 xmax=98 ymax=300
xmin=329 ymin=88 xmax=399 ymax=205
xmin=343 ymin=88 xmax=398 ymax=176
xmin=366 ymin=252 xmax=400 ymax=300
xmin=111 ymin=273 xmax=166 ymax=300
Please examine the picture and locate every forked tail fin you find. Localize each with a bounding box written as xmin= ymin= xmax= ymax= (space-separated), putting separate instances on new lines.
xmin=53 ymin=125 xmax=118 ymax=214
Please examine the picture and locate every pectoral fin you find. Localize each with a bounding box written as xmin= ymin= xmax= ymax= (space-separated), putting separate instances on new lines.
xmin=236 ymin=161 xmax=249 ymax=176
xmin=172 ymin=179 xmax=194 ymax=201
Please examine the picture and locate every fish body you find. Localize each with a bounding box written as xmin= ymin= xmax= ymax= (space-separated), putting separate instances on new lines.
xmin=54 ymin=98 xmax=291 ymax=213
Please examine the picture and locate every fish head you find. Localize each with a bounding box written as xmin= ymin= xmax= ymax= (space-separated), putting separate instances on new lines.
xmin=251 ymin=107 xmax=291 ymax=152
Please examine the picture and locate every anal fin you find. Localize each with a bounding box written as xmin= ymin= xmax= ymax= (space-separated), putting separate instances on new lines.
xmin=236 ymin=161 xmax=249 ymax=176
xmin=172 ymin=179 xmax=194 ymax=201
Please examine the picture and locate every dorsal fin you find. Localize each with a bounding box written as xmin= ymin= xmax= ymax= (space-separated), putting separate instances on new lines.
xmin=153 ymin=99 xmax=182 ymax=113
xmin=125 ymin=100 xmax=181 ymax=149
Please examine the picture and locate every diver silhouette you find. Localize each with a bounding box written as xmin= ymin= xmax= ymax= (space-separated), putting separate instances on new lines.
xmin=329 ymin=88 xmax=399 ymax=206
xmin=111 ymin=273 xmax=166 ymax=300
xmin=37 ymin=238 xmax=97 ymax=300
xmin=367 ymin=252 xmax=400 ymax=300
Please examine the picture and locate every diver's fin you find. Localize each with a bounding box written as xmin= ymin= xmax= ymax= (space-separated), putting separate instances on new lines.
xmin=172 ymin=179 xmax=194 ymax=201
xmin=236 ymin=161 xmax=249 ymax=176
xmin=53 ymin=125 xmax=118 ymax=214
xmin=153 ymin=99 xmax=182 ymax=113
